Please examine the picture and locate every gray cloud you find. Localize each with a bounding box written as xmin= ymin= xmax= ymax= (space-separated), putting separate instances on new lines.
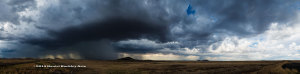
xmin=0 ymin=0 xmax=36 ymax=25
xmin=170 ymin=0 xmax=298 ymax=41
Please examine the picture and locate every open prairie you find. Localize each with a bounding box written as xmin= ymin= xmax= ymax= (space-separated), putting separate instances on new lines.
xmin=1 ymin=59 xmax=300 ymax=74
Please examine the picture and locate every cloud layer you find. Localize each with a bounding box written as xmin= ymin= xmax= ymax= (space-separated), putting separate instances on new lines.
xmin=1 ymin=0 xmax=300 ymax=60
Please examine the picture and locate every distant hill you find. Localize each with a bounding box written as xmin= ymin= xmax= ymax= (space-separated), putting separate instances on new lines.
xmin=117 ymin=57 xmax=136 ymax=61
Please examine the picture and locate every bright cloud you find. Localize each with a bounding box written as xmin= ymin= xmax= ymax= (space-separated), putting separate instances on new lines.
xmin=205 ymin=22 xmax=300 ymax=60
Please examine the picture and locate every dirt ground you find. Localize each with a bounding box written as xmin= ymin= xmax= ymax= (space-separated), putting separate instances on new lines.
xmin=1 ymin=59 xmax=300 ymax=74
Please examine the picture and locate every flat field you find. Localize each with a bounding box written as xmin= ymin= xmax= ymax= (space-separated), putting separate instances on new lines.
xmin=1 ymin=59 xmax=300 ymax=74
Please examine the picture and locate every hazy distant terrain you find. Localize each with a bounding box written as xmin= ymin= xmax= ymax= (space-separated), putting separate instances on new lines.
xmin=1 ymin=59 xmax=300 ymax=74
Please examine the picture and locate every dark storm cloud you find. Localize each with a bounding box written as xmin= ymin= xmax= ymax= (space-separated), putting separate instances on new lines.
xmin=72 ymin=40 xmax=117 ymax=59
xmin=207 ymin=0 xmax=295 ymax=35
xmin=24 ymin=18 xmax=169 ymax=49
xmin=5 ymin=0 xmax=176 ymax=59
xmin=35 ymin=0 xmax=174 ymax=31
xmin=19 ymin=18 xmax=169 ymax=59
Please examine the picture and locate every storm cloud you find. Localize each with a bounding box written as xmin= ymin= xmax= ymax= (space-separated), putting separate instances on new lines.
xmin=1 ymin=0 xmax=300 ymax=60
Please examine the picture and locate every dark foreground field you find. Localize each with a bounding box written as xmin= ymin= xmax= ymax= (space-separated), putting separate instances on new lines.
xmin=1 ymin=59 xmax=300 ymax=74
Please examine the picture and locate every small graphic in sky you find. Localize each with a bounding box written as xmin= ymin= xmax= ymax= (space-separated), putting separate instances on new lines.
xmin=186 ymin=4 xmax=195 ymax=15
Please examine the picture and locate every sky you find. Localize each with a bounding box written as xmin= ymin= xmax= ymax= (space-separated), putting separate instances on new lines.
xmin=1 ymin=0 xmax=300 ymax=61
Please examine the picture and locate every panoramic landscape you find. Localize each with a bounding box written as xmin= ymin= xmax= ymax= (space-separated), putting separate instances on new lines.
xmin=1 ymin=0 xmax=300 ymax=73
xmin=0 ymin=59 xmax=300 ymax=74
xmin=1 ymin=58 xmax=300 ymax=73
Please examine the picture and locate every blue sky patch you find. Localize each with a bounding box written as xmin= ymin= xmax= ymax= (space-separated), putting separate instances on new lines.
xmin=186 ymin=4 xmax=195 ymax=15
